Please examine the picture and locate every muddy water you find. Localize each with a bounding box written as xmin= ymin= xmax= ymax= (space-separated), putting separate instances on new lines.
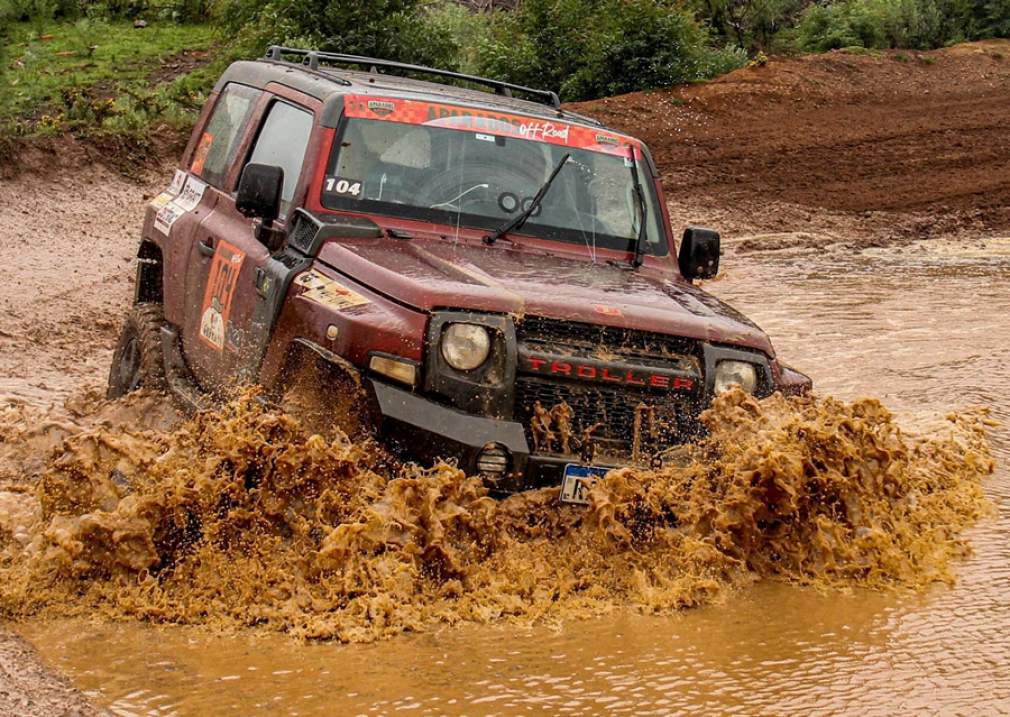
xmin=17 ymin=238 xmax=1010 ymax=714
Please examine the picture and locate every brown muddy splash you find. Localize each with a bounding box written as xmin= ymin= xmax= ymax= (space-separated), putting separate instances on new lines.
xmin=0 ymin=389 xmax=994 ymax=642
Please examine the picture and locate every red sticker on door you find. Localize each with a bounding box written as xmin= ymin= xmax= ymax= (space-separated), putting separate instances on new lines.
xmin=199 ymin=240 xmax=245 ymax=351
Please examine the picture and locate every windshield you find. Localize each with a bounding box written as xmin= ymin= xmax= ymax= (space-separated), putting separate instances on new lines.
xmin=320 ymin=97 xmax=667 ymax=257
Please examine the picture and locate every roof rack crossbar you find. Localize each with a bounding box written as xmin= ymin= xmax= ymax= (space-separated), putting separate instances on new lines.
xmin=264 ymin=46 xmax=562 ymax=110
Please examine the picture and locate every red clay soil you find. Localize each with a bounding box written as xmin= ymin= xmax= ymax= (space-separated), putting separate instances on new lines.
xmin=570 ymin=40 xmax=1010 ymax=245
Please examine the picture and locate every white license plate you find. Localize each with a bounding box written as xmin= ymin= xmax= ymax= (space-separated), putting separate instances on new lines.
xmin=560 ymin=464 xmax=610 ymax=505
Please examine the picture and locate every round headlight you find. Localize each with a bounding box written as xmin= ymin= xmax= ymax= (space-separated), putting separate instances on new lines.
xmin=441 ymin=323 xmax=491 ymax=371
xmin=714 ymin=360 xmax=757 ymax=395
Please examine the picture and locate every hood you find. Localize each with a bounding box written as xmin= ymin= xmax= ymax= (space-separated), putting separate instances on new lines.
xmin=316 ymin=236 xmax=774 ymax=356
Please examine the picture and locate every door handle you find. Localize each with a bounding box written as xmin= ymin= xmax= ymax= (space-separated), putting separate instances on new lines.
xmin=197 ymin=238 xmax=216 ymax=257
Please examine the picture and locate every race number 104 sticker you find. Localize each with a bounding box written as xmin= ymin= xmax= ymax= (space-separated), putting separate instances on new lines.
xmin=199 ymin=240 xmax=245 ymax=351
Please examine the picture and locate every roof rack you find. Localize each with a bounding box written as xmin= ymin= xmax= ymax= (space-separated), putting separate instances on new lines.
xmin=264 ymin=46 xmax=563 ymax=111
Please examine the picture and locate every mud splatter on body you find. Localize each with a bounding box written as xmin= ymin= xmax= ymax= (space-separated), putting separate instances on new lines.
xmin=0 ymin=388 xmax=993 ymax=642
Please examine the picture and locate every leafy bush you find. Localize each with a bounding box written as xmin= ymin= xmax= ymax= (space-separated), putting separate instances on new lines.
xmin=794 ymin=0 xmax=1010 ymax=52
xmin=216 ymin=0 xmax=459 ymax=69
xmin=474 ymin=0 xmax=746 ymax=101
xmin=689 ymin=0 xmax=809 ymax=50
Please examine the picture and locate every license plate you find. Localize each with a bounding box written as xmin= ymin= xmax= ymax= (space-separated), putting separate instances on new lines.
xmin=560 ymin=464 xmax=609 ymax=505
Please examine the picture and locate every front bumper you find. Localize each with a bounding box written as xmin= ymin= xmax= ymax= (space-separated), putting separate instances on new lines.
xmin=370 ymin=378 xmax=613 ymax=492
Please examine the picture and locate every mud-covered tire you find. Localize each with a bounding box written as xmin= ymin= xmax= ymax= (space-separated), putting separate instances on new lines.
xmin=106 ymin=303 xmax=167 ymax=399
xmin=279 ymin=353 xmax=377 ymax=441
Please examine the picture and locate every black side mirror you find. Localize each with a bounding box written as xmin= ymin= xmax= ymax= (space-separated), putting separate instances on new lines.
xmin=236 ymin=163 xmax=284 ymax=223
xmin=678 ymin=226 xmax=721 ymax=280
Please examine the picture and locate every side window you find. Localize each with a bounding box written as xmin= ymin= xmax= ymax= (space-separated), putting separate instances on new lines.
xmin=191 ymin=84 xmax=260 ymax=188
xmin=247 ymin=101 xmax=313 ymax=218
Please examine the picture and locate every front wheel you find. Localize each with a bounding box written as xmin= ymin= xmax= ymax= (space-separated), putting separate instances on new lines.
xmin=106 ymin=304 xmax=167 ymax=399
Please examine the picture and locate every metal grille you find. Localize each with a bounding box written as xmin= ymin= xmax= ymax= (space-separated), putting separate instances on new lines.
xmin=515 ymin=377 xmax=695 ymax=458
xmin=514 ymin=316 xmax=703 ymax=457
xmin=517 ymin=316 xmax=699 ymax=363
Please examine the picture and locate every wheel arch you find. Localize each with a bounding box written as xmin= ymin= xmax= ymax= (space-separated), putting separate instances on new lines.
xmin=135 ymin=240 xmax=164 ymax=305
xmin=271 ymin=338 xmax=363 ymax=396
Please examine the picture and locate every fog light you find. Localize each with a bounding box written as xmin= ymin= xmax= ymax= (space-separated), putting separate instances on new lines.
xmin=369 ymin=354 xmax=417 ymax=387
xmin=476 ymin=444 xmax=510 ymax=478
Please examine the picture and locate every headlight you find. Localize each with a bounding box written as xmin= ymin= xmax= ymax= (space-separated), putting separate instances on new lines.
xmin=441 ymin=323 xmax=491 ymax=371
xmin=714 ymin=360 xmax=757 ymax=395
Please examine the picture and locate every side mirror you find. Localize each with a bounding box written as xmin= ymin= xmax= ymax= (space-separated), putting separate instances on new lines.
xmin=236 ymin=163 xmax=284 ymax=223
xmin=678 ymin=226 xmax=720 ymax=280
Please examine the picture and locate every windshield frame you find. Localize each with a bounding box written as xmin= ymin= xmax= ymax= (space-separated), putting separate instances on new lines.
xmin=316 ymin=97 xmax=671 ymax=258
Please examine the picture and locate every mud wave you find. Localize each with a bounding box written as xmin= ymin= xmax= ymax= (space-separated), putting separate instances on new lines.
xmin=0 ymin=389 xmax=994 ymax=642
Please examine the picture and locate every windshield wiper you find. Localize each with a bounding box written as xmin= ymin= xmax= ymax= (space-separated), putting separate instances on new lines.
xmin=627 ymin=145 xmax=647 ymax=268
xmin=484 ymin=153 xmax=571 ymax=245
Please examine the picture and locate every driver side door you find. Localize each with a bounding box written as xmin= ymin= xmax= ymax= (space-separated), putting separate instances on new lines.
xmin=184 ymin=90 xmax=317 ymax=390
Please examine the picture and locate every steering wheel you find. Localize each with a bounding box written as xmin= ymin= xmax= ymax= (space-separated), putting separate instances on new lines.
xmin=415 ymin=164 xmax=538 ymax=215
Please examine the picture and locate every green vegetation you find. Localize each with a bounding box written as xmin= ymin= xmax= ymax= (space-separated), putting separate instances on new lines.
xmin=1 ymin=20 xmax=218 ymax=132
xmin=0 ymin=15 xmax=222 ymax=156
xmin=465 ymin=0 xmax=747 ymax=100
xmin=792 ymin=0 xmax=1010 ymax=52
xmin=2 ymin=0 xmax=1009 ymax=160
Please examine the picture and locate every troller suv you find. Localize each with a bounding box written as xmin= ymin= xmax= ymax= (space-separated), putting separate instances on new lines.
xmin=108 ymin=47 xmax=811 ymax=502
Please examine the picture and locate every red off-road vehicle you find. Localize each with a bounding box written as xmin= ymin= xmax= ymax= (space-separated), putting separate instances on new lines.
xmin=109 ymin=47 xmax=810 ymax=501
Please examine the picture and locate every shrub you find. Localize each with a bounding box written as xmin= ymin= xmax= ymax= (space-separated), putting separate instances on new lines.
xmin=794 ymin=0 xmax=1010 ymax=52
xmin=215 ymin=0 xmax=460 ymax=69
xmin=689 ymin=0 xmax=809 ymax=51
xmin=475 ymin=0 xmax=746 ymax=101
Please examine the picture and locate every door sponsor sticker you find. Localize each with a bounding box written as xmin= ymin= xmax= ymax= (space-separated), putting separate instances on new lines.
xmin=175 ymin=177 xmax=207 ymax=212
xmin=152 ymin=176 xmax=208 ymax=237
xmin=149 ymin=192 xmax=174 ymax=211
xmin=154 ymin=202 xmax=186 ymax=235
xmin=167 ymin=169 xmax=187 ymax=195
xmin=295 ymin=270 xmax=370 ymax=312
xmin=199 ymin=240 xmax=246 ymax=351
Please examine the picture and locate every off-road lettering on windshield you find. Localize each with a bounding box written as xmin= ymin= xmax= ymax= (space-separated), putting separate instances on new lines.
xmin=342 ymin=94 xmax=639 ymax=157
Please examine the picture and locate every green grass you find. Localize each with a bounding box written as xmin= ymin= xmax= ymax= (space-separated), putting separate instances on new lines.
xmin=0 ymin=19 xmax=221 ymax=143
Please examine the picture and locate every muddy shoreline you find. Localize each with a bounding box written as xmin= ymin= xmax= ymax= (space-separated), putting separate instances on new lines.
xmin=0 ymin=630 xmax=93 ymax=716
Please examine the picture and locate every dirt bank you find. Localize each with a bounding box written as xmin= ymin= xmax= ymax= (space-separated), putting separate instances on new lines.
xmin=571 ymin=40 xmax=1010 ymax=246
xmin=0 ymin=630 xmax=93 ymax=716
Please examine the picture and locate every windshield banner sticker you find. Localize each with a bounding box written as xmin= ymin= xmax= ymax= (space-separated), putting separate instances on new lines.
xmin=344 ymin=95 xmax=639 ymax=156
xmin=295 ymin=270 xmax=370 ymax=312
xmin=199 ymin=240 xmax=245 ymax=351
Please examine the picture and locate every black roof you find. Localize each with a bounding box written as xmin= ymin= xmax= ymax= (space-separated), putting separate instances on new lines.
xmin=213 ymin=48 xmax=612 ymax=133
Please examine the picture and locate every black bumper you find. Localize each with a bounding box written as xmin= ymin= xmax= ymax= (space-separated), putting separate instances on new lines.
xmin=370 ymin=379 xmax=616 ymax=492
